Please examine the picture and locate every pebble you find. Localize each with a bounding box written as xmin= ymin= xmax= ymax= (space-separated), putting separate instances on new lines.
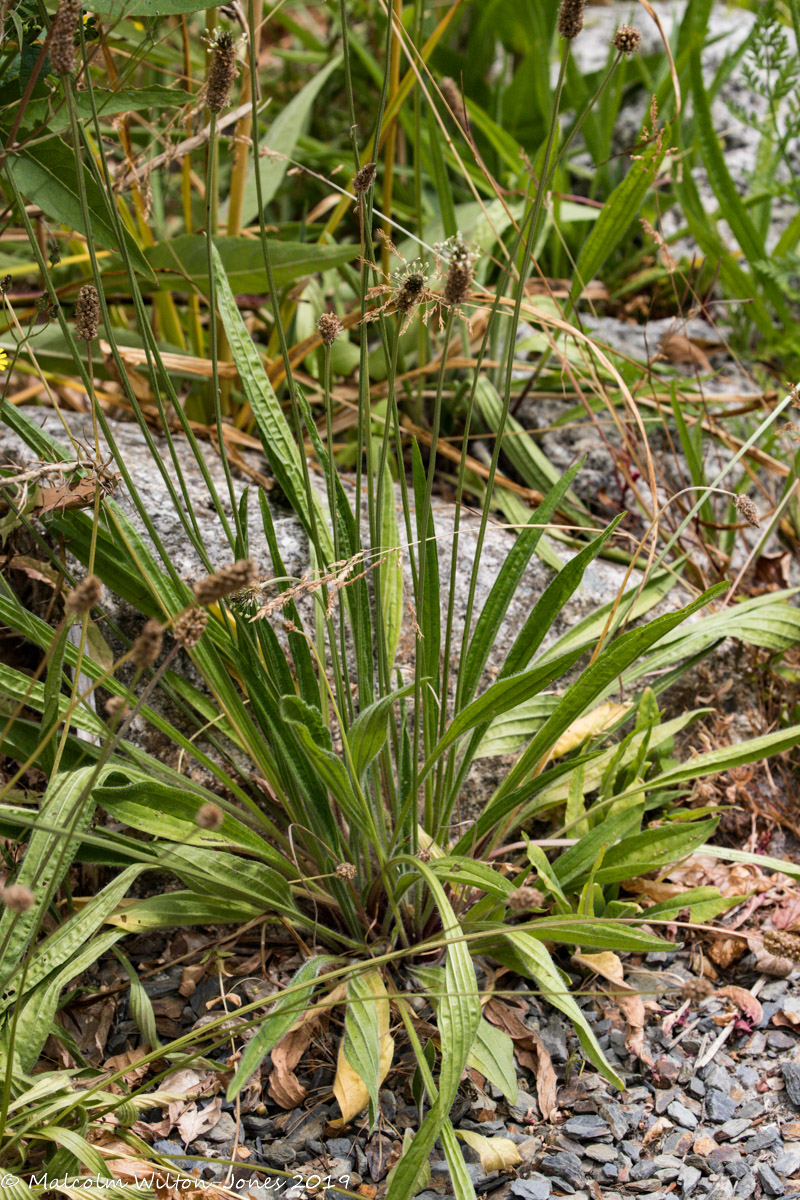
xmin=782 ymin=1062 xmax=800 ymax=1110
xmin=767 ymin=1031 xmax=796 ymax=1050
xmin=602 ymin=1165 xmax=619 ymax=1182
xmin=208 ymin=1113 xmax=238 ymax=1143
xmin=583 ymin=1144 xmax=617 ymax=1164
xmin=742 ymin=1126 xmax=781 ymax=1153
xmin=539 ymin=1152 xmax=584 ymax=1189
xmin=732 ymin=1175 xmax=756 ymax=1200
xmin=668 ymin=1101 xmax=699 ymax=1130
xmin=152 ymin=1141 xmax=195 ymax=1172
xmin=756 ymin=1165 xmax=784 ymax=1197
xmin=510 ymin=1176 xmax=551 ymax=1200
xmin=631 ymin=1161 xmax=658 ymax=1181
xmin=689 ymin=1080 xmax=707 ymax=1100
xmin=621 ymin=1140 xmax=641 ymax=1162
xmin=717 ymin=1119 xmax=752 ymax=1141
xmin=706 ymin=1091 xmax=736 ymax=1123
xmin=704 ymin=1066 xmax=733 ymax=1094
xmin=707 ymin=1183 xmax=734 ymax=1200
xmin=509 ymin=1089 xmax=539 ymax=1122
xmin=774 ymin=1149 xmax=800 ymax=1177
xmin=598 ymin=1101 xmax=629 ymax=1140
xmin=564 ymin=1116 xmax=611 ymax=1141
xmin=679 ymin=1165 xmax=703 ymax=1197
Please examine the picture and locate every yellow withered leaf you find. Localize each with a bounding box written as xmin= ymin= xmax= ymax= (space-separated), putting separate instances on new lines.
xmin=333 ymin=970 xmax=395 ymax=1125
xmin=456 ymin=1130 xmax=521 ymax=1173
xmin=550 ymin=701 xmax=631 ymax=759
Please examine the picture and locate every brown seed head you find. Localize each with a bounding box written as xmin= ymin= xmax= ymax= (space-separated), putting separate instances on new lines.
xmin=0 ymin=275 xmax=11 ymax=295
xmin=353 ymin=162 xmax=377 ymax=195
xmin=613 ymin=24 xmax=642 ymax=55
xmin=763 ymin=929 xmax=800 ymax=964
xmin=439 ymin=234 xmax=476 ymax=307
xmin=193 ymin=559 xmax=257 ymax=606
xmin=1 ymin=883 xmax=35 ymax=912
xmin=132 ymin=619 xmax=164 ymax=667
xmin=394 ymin=265 xmax=428 ymax=315
xmin=65 ymin=574 xmax=102 ymax=616
xmin=508 ymin=885 xmax=544 ymax=914
xmin=206 ymin=30 xmax=237 ymax=113
xmin=196 ymin=802 xmax=224 ymax=831
xmin=74 ymin=284 xmax=100 ymax=342
xmin=335 ymin=862 xmax=357 ymax=881
xmin=317 ymin=311 xmax=342 ymax=346
xmin=173 ymin=606 xmax=208 ymax=649
xmin=105 ymin=695 xmax=130 ymax=722
xmin=681 ymin=976 xmax=714 ymax=1003
xmin=557 ymin=0 xmax=585 ymax=39
xmin=440 ymin=77 xmax=468 ymax=132
xmin=734 ymin=494 xmax=760 ymax=528
xmin=49 ymin=0 xmax=81 ymax=75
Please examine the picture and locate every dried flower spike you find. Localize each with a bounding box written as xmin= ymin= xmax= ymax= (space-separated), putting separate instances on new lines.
xmin=1 ymin=883 xmax=35 ymax=912
xmin=681 ymin=976 xmax=714 ymax=1003
xmin=105 ymin=696 xmax=129 ymax=722
xmin=74 ymin=285 xmax=100 ymax=342
xmin=557 ymin=0 xmax=585 ymax=40
xmin=193 ymin=559 xmax=257 ymax=606
xmin=393 ymin=261 xmax=428 ymax=316
xmin=65 ymin=574 xmax=102 ymax=616
xmin=317 ymin=312 xmax=342 ymax=346
xmin=49 ymin=0 xmax=81 ymax=75
xmin=196 ymin=802 xmax=224 ymax=830
xmin=763 ymin=929 xmax=800 ymax=964
xmin=335 ymin=862 xmax=357 ymax=881
xmin=132 ymin=619 xmax=164 ymax=667
xmin=353 ymin=162 xmax=377 ymax=195
xmin=206 ymin=30 xmax=237 ymax=113
xmin=440 ymin=77 xmax=468 ymax=133
xmin=613 ymin=24 xmax=642 ymax=55
xmin=508 ymin=885 xmax=544 ymax=914
xmin=437 ymin=233 xmax=477 ymax=308
xmin=734 ymin=494 xmax=760 ymax=528
xmin=174 ymin=606 xmax=208 ymax=649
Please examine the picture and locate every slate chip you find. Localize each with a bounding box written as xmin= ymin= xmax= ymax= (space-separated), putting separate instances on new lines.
xmin=510 ymin=1176 xmax=552 ymax=1200
xmin=667 ymin=1100 xmax=698 ymax=1130
xmin=782 ymin=1062 xmax=800 ymax=1110
xmin=756 ymin=1165 xmax=784 ymax=1197
xmin=706 ymin=1090 xmax=736 ymax=1123
xmin=564 ymin=1115 xmax=611 ymax=1140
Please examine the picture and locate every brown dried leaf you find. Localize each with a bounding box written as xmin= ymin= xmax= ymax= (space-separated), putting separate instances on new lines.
xmin=484 ymin=998 xmax=556 ymax=1119
xmin=716 ymin=985 xmax=763 ymax=1026
xmin=642 ymin=1116 xmax=673 ymax=1146
xmin=176 ymin=1097 xmax=223 ymax=1143
xmin=708 ymin=937 xmax=747 ymax=968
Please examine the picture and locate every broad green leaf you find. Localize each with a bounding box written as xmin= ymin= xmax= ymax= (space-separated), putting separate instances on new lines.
xmin=142 ymin=235 xmax=357 ymax=296
xmin=211 ymin=243 xmax=332 ymax=553
xmin=474 ymin=695 xmax=558 ymax=759
xmin=571 ymin=136 xmax=667 ymax=301
xmin=500 ymin=930 xmax=622 ymax=1087
xmin=25 ymin=87 xmax=193 ymax=133
xmin=229 ymin=956 xmax=338 ymax=1100
xmin=640 ymin=887 xmax=741 ymax=924
xmin=557 ymin=818 xmax=718 ymax=891
xmin=335 ymin=969 xmax=394 ymax=1128
xmin=89 ymin=0 xmax=231 ymax=14
xmin=379 ymin=474 xmax=404 ymax=674
xmin=689 ymin=47 xmax=792 ymax=323
xmin=113 ymin=948 xmax=160 ymax=1049
xmin=348 ymin=683 xmax=416 ymax=782
xmin=489 ymin=584 xmax=727 ymax=809
xmin=468 ymin=1019 xmax=518 ymax=1103
xmin=11 ymin=139 xmax=154 ymax=281
xmin=105 ymin=892 xmax=263 ymax=931
xmin=280 ymin=695 xmax=371 ymax=833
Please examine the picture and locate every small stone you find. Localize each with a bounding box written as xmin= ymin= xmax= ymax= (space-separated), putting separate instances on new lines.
xmin=598 ymin=1102 xmax=630 ymax=1140
xmin=774 ymin=1151 xmax=800 ymax=1178
xmin=706 ymin=1091 xmax=737 ymax=1123
xmin=756 ymin=1165 xmax=783 ymax=1197
xmin=733 ymin=1177 xmax=756 ymax=1200
xmin=584 ymin=1145 xmax=617 ymax=1164
xmin=511 ymin=1176 xmax=552 ymax=1200
xmin=602 ymin=1165 xmax=619 ymax=1182
xmin=707 ymin=1182 xmax=734 ymax=1200
xmin=631 ymin=1161 xmax=658 ymax=1181
xmin=725 ymin=1163 xmax=748 ymax=1181
xmin=782 ymin=1063 xmax=800 ymax=1110
xmin=207 ymin=1113 xmax=237 ymax=1143
xmin=717 ymin=1119 xmax=752 ymax=1141
xmin=540 ymin=1152 xmax=584 ymax=1189
xmin=768 ymin=1031 xmax=797 ymax=1050
xmin=327 ymin=1139 xmax=354 ymax=1157
xmin=742 ymin=1126 xmax=781 ymax=1153
xmin=668 ymin=1101 xmax=699 ymax=1130
xmin=704 ymin=1066 xmax=733 ymax=1093
xmin=665 ymin=1132 xmax=694 ymax=1157
xmin=564 ymin=1116 xmax=611 ymax=1141
xmin=740 ymin=1031 xmax=766 ymax=1055
xmin=621 ymin=1141 xmax=641 ymax=1162
xmin=736 ymin=1066 xmax=758 ymax=1088
xmin=509 ymin=1089 xmax=539 ymax=1121
xmin=679 ymin=1166 xmax=702 ymax=1196
xmin=689 ymin=1079 xmax=707 ymax=1100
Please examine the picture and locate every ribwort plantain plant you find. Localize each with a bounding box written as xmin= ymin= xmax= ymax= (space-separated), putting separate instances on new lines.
xmin=2 ymin=0 xmax=800 ymax=1196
